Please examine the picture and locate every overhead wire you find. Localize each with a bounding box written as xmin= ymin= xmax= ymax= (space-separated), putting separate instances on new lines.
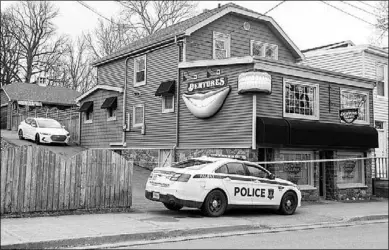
xmin=264 ymin=1 xmax=286 ymax=15
xmin=321 ymin=1 xmax=376 ymax=26
xmin=340 ymin=1 xmax=379 ymax=18
xmin=359 ymin=1 xmax=381 ymax=11
xmin=77 ymin=1 xmax=122 ymax=26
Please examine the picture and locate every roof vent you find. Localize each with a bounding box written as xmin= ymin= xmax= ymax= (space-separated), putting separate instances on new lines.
xmin=218 ymin=3 xmax=221 ymax=8
xmin=202 ymin=8 xmax=209 ymax=13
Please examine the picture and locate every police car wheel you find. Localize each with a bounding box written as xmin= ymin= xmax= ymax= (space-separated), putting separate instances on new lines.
xmin=163 ymin=202 xmax=183 ymax=211
xmin=279 ymin=191 xmax=297 ymax=215
xmin=201 ymin=190 xmax=227 ymax=217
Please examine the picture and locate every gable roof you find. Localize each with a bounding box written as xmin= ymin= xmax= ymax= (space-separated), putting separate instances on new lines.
xmin=75 ymin=85 xmax=123 ymax=103
xmin=93 ymin=2 xmax=303 ymax=66
xmin=1 ymin=82 xmax=81 ymax=106
xmin=303 ymin=42 xmax=389 ymax=58
xmin=301 ymin=40 xmax=355 ymax=53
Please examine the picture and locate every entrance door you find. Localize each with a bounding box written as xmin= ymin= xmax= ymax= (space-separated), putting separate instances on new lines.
xmin=319 ymin=151 xmax=326 ymax=198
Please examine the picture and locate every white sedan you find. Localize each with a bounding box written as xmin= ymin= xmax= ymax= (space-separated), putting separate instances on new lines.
xmin=18 ymin=117 xmax=70 ymax=145
xmin=145 ymin=155 xmax=301 ymax=217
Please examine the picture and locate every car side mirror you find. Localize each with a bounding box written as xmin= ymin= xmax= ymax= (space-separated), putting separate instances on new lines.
xmin=268 ymin=173 xmax=275 ymax=180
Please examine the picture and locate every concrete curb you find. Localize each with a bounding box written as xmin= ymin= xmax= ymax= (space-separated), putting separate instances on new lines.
xmin=1 ymin=215 xmax=387 ymax=249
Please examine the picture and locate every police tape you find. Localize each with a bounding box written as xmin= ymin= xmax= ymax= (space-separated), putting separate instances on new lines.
xmin=129 ymin=156 xmax=380 ymax=165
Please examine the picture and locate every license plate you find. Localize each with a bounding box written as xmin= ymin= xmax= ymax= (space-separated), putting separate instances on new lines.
xmin=152 ymin=192 xmax=160 ymax=200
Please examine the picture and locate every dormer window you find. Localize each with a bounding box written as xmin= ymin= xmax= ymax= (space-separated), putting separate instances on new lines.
xmin=251 ymin=40 xmax=278 ymax=60
xmin=213 ymin=31 xmax=230 ymax=59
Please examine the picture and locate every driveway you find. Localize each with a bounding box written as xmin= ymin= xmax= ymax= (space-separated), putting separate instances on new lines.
xmin=1 ymin=129 xmax=86 ymax=159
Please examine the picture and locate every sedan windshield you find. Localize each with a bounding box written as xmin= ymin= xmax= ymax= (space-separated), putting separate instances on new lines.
xmin=37 ymin=119 xmax=62 ymax=128
xmin=171 ymin=159 xmax=213 ymax=169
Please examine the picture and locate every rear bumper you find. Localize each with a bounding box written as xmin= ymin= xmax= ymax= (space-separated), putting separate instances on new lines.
xmin=145 ymin=191 xmax=203 ymax=209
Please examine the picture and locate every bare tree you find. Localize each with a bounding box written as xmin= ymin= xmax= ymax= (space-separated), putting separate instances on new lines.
xmin=0 ymin=11 xmax=22 ymax=86
xmin=118 ymin=1 xmax=198 ymax=41
xmin=6 ymin=1 xmax=68 ymax=83
xmin=62 ymin=37 xmax=96 ymax=93
xmin=371 ymin=1 xmax=388 ymax=46
xmin=84 ymin=18 xmax=134 ymax=60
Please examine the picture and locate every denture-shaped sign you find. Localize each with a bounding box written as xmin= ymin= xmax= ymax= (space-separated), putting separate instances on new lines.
xmin=182 ymin=86 xmax=231 ymax=118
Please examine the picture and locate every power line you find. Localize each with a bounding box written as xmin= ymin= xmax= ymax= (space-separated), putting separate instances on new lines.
xmin=321 ymin=1 xmax=375 ymax=27
xmin=359 ymin=1 xmax=381 ymax=11
xmin=340 ymin=1 xmax=379 ymax=18
xmin=264 ymin=1 xmax=286 ymax=15
xmin=77 ymin=1 xmax=121 ymax=26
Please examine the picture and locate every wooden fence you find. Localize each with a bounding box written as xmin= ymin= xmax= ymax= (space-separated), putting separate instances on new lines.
xmin=0 ymin=145 xmax=133 ymax=215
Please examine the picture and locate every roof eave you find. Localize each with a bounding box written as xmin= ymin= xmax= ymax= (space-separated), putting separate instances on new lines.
xmin=75 ymin=85 xmax=124 ymax=103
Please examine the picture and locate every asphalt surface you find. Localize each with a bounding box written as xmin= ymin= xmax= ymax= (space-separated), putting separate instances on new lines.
xmin=121 ymin=222 xmax=388 ymax=249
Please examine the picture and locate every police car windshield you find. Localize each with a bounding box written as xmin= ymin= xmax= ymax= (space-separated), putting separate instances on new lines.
xmin=171 ymin=159 xmax=213 ymax=169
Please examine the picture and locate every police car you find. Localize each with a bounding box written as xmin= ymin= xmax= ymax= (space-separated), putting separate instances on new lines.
xmin=145 ymin=155 xmax=301 ymax=217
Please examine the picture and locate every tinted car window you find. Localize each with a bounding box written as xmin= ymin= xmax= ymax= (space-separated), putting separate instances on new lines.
xmin=246 ymin=165 xmax=268 ymax=178
xmin=226 ymin=163 xmax=246 ymax=176
xmin=215 ymin=165 xmax=228 ymax=174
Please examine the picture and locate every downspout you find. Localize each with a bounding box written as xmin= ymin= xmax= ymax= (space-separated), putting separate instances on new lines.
xmin=122 ymin=56 xmax=131 ymax=147
xmin=174 ymin=35 xmax=181 ymax=163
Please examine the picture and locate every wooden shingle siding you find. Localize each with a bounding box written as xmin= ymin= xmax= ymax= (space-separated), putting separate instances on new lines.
xmin=256 ymin=74 xmax=283 ymax=118
xmin=179 ymin=64 xmax=254 ymax=148
xmin=80 ymin=89 xmax=123 ymax=147
xmin=186 ymin=13 xmax=296 ymax=63
xmin=98 ymin=58 xmax=126 ymax=88
xmin=302 ymin=51 xmax=364 ymax=77
xmin=125 ymin=44 xmax=178 ymax=148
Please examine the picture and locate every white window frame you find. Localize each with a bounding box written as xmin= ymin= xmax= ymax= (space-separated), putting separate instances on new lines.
xmin=376 ymin=63 xmax=388 ymax=99
xmin=279 ymin=150 xmax=315 ymax=190
xmin=132 ymin=104 xmax=144 ymax=128
xmin=162 ymin=95 xmax=174 ymax=113
xmin=213 ymin=31 xmax=230 ymax=59
xmin=336 ymin=151 xmax=366 ymax=189
xmin=340 ymin=89 xmax=370 ymax=125
xmin=106 ymin=106 xmax=117 ymax=121
xmin=283 ymin=78 xmax=320 ymax=120
xmin=84 ymin=110 xmax=93 ymax=124
xmin=250 ymin=40 xmax=279 ymax=60
xmin=134 ymin=55 xmax=147 ymax=87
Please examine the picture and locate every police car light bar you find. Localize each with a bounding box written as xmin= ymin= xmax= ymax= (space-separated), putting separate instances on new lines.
xmin=208 ymin=154 xmax=247 ymax=160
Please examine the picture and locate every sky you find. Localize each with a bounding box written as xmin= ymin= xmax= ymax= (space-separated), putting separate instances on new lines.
xmin=1 ymin=1 xmax=387 ymax=50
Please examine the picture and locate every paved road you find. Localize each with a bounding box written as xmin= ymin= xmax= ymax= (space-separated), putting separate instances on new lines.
xmin=121 ymin=222 xmax=388 ymax=249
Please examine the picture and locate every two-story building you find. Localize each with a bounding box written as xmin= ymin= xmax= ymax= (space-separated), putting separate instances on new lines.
xmin=76 ymin=3 xmax=378 ymax=201
xmin=302 ymin=41 xmax=388 ymax=175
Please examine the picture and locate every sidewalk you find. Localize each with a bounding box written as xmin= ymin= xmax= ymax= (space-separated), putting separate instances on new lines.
xmin=1 ymin=198 xmax=388 ymax=249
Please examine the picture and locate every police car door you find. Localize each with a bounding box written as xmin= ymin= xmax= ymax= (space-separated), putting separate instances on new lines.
xmin=245 ymin=164 xmax=280 ymax=206
xmin=219 ymin=162 xmax=254 ymax=205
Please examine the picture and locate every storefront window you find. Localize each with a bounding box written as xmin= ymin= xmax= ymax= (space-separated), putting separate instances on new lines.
xmin=277 ymin=151 xmax=314 ymax=186
xmin=336 ymin=153 xmax=364 ymax=188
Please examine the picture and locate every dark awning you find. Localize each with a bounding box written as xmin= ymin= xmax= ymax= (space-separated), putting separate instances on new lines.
xmin=101 ymin=97 xmax=117 ymax=109
xmin=257 ymin=117 xmax=289 ymax=146
xmin=78 ymin=101 xmax=93 ymax=112
xmin=257 ymin=117 xmax=378 ymax=149
xmin=155 ymin=80 xmax=175 ymax=96
xmin=288 ymin=119 xmax=378 ymax=149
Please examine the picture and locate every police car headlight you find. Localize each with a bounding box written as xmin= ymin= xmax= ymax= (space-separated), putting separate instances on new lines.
xmin=170 ymin=173 xmax=191 ymax=182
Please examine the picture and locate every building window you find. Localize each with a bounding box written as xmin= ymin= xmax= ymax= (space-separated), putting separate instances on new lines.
xmin=101 ymin=97 xmax=117 ymax=121
xmin=213 ymin=31 xmax=230 ymax=59
xmin=375 ymin=120 xmax=384 ymax=130
xmin=376 ymin=64 xmax=388 ymax=97
xmin=162 ymin=95 xmax=174 ymax=113
xmin=133 ymin=104 xmax=144 ymax=128
xmin=85 ymin=110 xmax=93 ymax=123
xmin=340 ymin=89 xmax=369 ymax=124
xmin=283 ymin=79 xmax=319 ymax=120
xmin=79 ymin=101 xmax=93 ymax=124
xmin=336 ymin=152 xmax=365 ymax=188
xmin=178 ymin=43 xmax=183 ymax=62
xmin=250 ymin=40 xmax=278 ymax=60
xmin=134 ymin=55 xmax=146 ymax=87
xmin=278 ymin=150 xmax=314 ymax=187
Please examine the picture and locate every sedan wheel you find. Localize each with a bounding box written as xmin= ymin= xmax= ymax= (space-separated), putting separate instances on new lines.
xmin=18 ymin=130 xmax=24 ymax=140
xmin=35 ymin=134 xmax=41 ymax=145
xmin=201 ymin=190 xmax=227 ymax=217
xmin=279 ymin=191 xmax=298 ymax=215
